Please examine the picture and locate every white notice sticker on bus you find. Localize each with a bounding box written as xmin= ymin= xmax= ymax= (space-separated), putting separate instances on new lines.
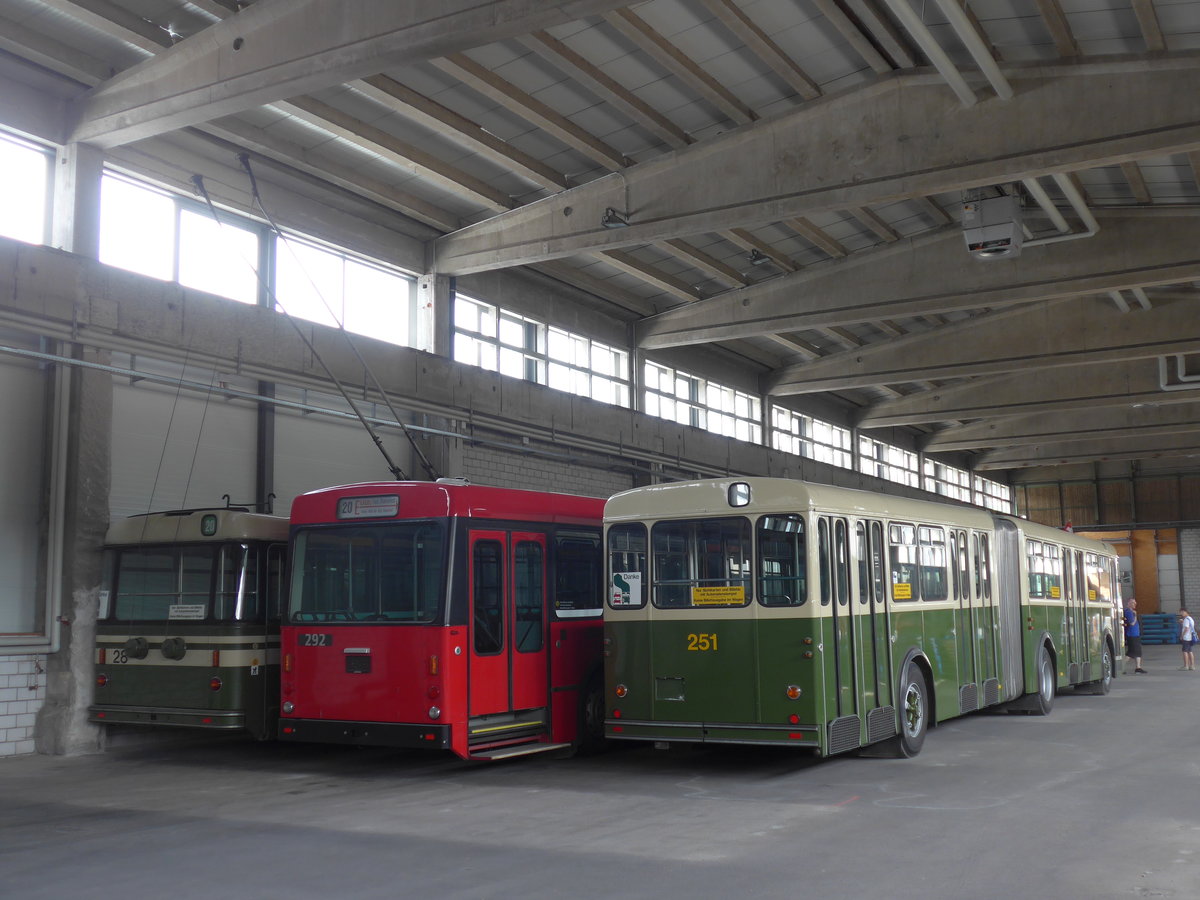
xmin=168 ymin=604 xmax=206 ymax=620
xmin=611 ymin=572 xmax=642 ymax=607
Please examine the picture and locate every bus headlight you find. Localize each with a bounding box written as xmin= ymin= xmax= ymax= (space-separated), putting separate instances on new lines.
xmin=428 ymin=706 xmax=441 ymax=720
xmin=282 ymin=701 xmax=295 ymax=714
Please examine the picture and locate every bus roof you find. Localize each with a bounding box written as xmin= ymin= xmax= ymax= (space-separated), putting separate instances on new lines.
xmin=289 ymin=480 xmax=604 ymax=527
xmin=605 ymin=478 xmax=1115 ymax=554
xmin=105 ymin=509 xmax=289 ymax=546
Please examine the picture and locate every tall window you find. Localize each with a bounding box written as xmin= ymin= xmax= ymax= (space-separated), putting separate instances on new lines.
xmin=548 ymin=327 xmax=630 ymax=407
xmin=98 ymin=171 xmax=415 ymax=344
xmin=454 ymin=295 xmax=631 ymax=407
xmin=275 ymin=236 xmax=413 ymax=345
xmin=859 ymin=435 xmax=920 ymax=487
xmin=644 ymin=361 xmax=761 ymax=442
xmin=974 ymin=475 xmax=1012 ymax=513
xmin=771 ymin=407 xmax=853 ymax=469
xmin=924 ymin=459 xmax=971 ymax=502
xmin=0 ymin=132 xmax=51 ymax=245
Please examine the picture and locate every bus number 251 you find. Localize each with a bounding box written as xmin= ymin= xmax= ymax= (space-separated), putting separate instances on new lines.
xmin=686 ymin=633 xmax=718 ymax=651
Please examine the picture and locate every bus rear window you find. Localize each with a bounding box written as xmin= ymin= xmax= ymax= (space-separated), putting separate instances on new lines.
xmin=289 ymin=523 xmax=446 ymax=623
xmin=651 ymin=518 xmax=751 ymax=609
xmin=104 ymin=545 xmax=256 ymax=622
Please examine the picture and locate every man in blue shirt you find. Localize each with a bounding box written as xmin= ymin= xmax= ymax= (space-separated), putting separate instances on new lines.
xmin=1124 ymin=598 xmax=1146 ymax=674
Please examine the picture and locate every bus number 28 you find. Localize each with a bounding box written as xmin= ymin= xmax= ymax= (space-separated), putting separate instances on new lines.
xmin=686 ymin=633 xmax=718 ymax=651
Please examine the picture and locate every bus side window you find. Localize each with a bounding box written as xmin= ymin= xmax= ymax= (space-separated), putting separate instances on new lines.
xmin=957 ymin=531 xmax=970 ymax=602
xmin=919 ymin=526 xmax=948 ymax=601
xmin=267 ymin=544 xmax=285 ymax=622
xmin=607 ymin=523 xmax=647 ymax=610
xmin=818 ymin=518 xmax=831 ymax=605
xmin=758 ymin=515 xmax=806 ymax=607
xmin=889 ymin=523 xmax=918 ymax=602
xmin=856 ymin=522 xmax=870 ymax=605
xmin=555 ymin=535 xmax=602 ymax=618
xmin=871 ymin=522 xmax=885 ymax=604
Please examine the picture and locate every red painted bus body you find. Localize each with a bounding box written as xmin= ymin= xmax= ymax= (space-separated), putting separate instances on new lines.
xmin=278 ymin=481 xmax=605 ymax=761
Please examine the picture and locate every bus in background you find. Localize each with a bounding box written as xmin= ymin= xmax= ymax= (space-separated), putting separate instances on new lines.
xmin=278 ymin=479 xmax=605 ymax=761
xmin=603 ymin=477 xmax=1118 ymax=759
xmin=91 ymin=508 xmax=288 ymax=740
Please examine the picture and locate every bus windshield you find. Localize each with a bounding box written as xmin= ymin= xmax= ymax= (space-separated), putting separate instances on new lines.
xmin=103 ymin=544 xmax=259 ymax=623
xmin=288 ymin=523 xmax=447 ymax=623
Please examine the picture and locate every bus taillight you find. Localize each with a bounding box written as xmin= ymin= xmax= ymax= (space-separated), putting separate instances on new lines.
xmin=96 ymin=673 xmax=108 ymax=688
xmin=284 ymin=653 xmax=293 ymax=673
xmin=615 ymin=683 xmax=628 ymax=698
xmin=209 ymin=676 xmax=223 ymax=692
xmin=98 ymin=648 xmax=106 ymax=664
xmin=428 ymin=655 xmax=439 ymax=676
xmin=211 ymin=650 xmax=220 ymax=667
xmin=428 ymin=685 xmax=441 ymax=699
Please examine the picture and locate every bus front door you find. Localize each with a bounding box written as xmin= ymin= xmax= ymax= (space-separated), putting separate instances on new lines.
xmin=467 ymin=531 xmax=551 ymax=752
xmin=855 ymin=519 xmax=894 ymax=746
xmin=469 ymin=533 xmax=510 ymax=717
xmin=824 ymin=516 xmax=861 ymax=753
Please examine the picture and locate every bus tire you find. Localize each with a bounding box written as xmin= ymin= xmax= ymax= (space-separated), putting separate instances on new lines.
xmin=1034 ymin=646 xmax=1056 ymax=716
xmin=575 ymin=673 xmax=606 ymax=756
xmin=895 ymin=662 xmax=930 ymax=758
xmin=1088 ymin=643 xmax=1114 ymax=696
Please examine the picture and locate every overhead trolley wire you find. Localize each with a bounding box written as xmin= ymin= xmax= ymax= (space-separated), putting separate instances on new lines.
xmin=189 ymin=161 xmax=439 ymax=482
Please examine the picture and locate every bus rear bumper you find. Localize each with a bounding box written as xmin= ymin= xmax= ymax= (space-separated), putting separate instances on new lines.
xmin=606 ymin=718 xmax=819 ymax=748
xmin=278 ymin=718 xmax=450 ymax=749
xmin=89 ymin=705 xmax=244 ymax=730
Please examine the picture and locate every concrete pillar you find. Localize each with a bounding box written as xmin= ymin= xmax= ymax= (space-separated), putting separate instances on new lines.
xmin=35 ymin=347 xmax=111 ymax=755
xmin=51 ymin=143 xmax=103 ymax=258
xmin=415 ymin=273 xmax=452 ymax=358
xmin=36 ymin=148 xmax=110 ymax=753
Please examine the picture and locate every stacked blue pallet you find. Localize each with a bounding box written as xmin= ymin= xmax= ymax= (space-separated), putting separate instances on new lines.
xmin=1139 ymin=613 xmax=1179 ymax=644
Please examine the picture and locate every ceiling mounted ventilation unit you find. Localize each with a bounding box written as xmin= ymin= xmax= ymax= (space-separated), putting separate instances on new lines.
xmin=962 ymin=187 xmax=1022 ymax=260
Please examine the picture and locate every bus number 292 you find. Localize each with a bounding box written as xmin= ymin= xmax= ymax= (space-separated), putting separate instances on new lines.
xmin=686 ymin=633 xmax=718 ymax=651
xmin=300 ymin=633 xmax=334 ymax=647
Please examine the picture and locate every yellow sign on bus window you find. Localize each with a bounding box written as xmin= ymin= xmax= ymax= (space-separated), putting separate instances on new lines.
xmin=1050 ymin=586 xmax=1061 ymax=599
xmin=893 ymin=583 xmax=913 ymax=600
xmin=691 ymin=586 xmax=745 ymax=606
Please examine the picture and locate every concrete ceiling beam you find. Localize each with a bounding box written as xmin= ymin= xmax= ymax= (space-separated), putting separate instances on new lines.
xmin=637 ymin=216 xmax=1200 ymax=348
xmin=433 ymin=55 xmax=1200 ymax=274
xmin=68 ymin=0 xmax=635 ymax=148
xmin=766 ymin=295 xmax=1200 ymax=394
xmin=858 ymin=359 xmax=1200 ymax=427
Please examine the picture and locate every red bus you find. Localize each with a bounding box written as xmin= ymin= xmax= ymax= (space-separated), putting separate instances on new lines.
xmin=278 ymin=479 xmax=606 ymax=760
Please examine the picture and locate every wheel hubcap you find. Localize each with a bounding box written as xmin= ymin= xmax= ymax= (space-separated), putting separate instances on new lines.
xmin=903 ymin=682 xmax=923 ymax=735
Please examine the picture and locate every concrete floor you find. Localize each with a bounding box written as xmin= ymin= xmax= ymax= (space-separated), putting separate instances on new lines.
xmin=3 ymin=643 xmax=1197 ymax=900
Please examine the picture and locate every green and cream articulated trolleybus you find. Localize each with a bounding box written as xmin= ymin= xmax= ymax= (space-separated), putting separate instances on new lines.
xmin=91 ymin=508 xmax=288 ymax=739
xmin=603 ymin=478 xmax=1119 ymax=758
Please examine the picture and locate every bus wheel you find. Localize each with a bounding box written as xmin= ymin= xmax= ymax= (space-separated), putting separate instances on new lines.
xmin=1089 ymin=644 xmax=1113 ymax=696
xmin=1034 ymin=646 xmax=1056 ymax=716
xmin=896 ymin=663 xmax=929 ymax=758
xmin=575 ymin=675 xmax=606 ymax=756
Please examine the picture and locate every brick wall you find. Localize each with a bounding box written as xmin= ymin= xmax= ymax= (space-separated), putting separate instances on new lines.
xmin=0 ymin=655 xmax=46 ymax=757
xmin=1182 ymin=528 xmax=1200 ymax=610
xmin=460 ymin=444 xmax=632 ymax=499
